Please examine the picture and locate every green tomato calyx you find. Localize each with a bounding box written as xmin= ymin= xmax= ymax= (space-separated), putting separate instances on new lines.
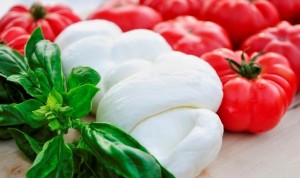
xmin=30 ymin=3 xmax=47 ymax=21
xmin=225 ymin=52 xmax=263 ymax=80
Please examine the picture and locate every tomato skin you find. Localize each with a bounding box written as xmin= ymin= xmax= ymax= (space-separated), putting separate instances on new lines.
xmin=201 ymin=48 xmax=297 ymax=133
xmin=0 ymin=27 xmax=29 ymax=55
xmin=153 ymin=16 xmax=232 ymax=57
xmin=87 ymin=0 xmax=162 ymax=32
xmin=199 ymin=0 xmax=279 ymax=48
xmin=0 ymin=3 xmax=81 ymax=41
xmin=241 ymin=21 xmax=300 ymax=91
xmin=268 ymin=0 xmax=300 ymax=24
xmin=140 ymin=0 xmax=204 ymax=20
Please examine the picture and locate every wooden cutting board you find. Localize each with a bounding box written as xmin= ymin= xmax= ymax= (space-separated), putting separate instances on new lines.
xmin=1 ymin=94 xmax=300 ymax=178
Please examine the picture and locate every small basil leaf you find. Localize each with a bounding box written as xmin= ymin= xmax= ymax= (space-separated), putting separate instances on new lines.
xmin=48 ymin=119 xmax=60 ymax=131
xmin=68 ymin=67 xmax=101 ymax=90
xmin=47 ymin=89 xmax=63 ymax=106
xmin=25 ymin=27 xmax=44 ymax=62
xmin=8 ymin=128 xmax=42 ymax=161
xmin=67 ymin=84 xmax=99 ymax=119
xmin=79 ymin=124 xmax=167 ymax=178
xmin=13 ymin=99 xmax=46 ymax=128
xmin=26 ymin=135 xmax=74 ymax=178
xmin=0 ymin=44 xmax=27 ymax=78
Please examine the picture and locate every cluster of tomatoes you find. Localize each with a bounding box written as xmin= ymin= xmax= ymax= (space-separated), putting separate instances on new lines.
xmin=0 ymin=0 xmax=299 ymax=133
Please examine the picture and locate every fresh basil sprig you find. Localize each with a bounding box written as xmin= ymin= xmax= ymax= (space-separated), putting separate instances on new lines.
xmin=0 ymin=27 xmax=174 ymax=178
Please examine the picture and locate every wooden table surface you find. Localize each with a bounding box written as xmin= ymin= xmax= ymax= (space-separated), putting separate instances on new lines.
xmin=1 ymin=94 xmax=300 ymax=178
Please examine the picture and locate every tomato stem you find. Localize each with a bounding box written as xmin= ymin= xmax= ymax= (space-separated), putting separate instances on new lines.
xmin=30 ymin=3 xmax=46 ymax=21
xmin=0 ymin=40 xmax=6 ymax=45
xmin=225 ymin=52 xmax=263 ymax=79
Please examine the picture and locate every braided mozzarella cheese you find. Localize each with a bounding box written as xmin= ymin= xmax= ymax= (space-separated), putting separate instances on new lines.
xmin=97 ymin=52 xmax=223 ymax=178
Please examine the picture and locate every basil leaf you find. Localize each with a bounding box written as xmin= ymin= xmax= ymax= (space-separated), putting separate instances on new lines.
xmin=0 ymin=77 xmax=10 ymax=103
xmin=0 ymin=76 xmax=29 ymax=104
xmin=67 ymin=84 xmax=99 ymax=119
xmin=72 ymin=148 xmax=97 ymax=177
xmin=25 ymin=27 xmax=44 ymax=61
xmin=7 ymin=27 xmax=66 ymax=102
xmin=13 ymin=99 xmax=45 ymax=128
xmin=0 ymin=44 xmax=27 ymax=78
xmin=29 ymin=125 xmax=57 ymax=143
xmin=9 ymin=128 xmax=42 ymax=161
xmin=0 ymin=104 xmax=25 ymax=126
xmin=87 ymin=123 xmax=174 ymax=178
xmin=68 ymin=67 xmax=100 ymax=90
xmin=30 ymin=40 xmax=65 ymax=93
xmin=79 ymin=123 xmax=170 ymax=178
xmin=26 ymin=135 xmax=74 ymax=178
xmin=73 ymin=148 xmax=121 ymax=178
xmin=0 ymin=124 xmax=40 ymax=140
xmin=19 ymin=39 xmax=66 ymax=102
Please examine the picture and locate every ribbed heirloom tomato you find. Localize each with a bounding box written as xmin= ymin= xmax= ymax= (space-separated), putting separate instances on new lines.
xmin=140 ymin=0 xmax=204 ymax=20
xmin=153 ymin=16 xmax=232 ymax=57
xmin=241 ymin=21 xmax=300 ymax=91
xmin=87 ymin=0 xmax=162 ymax=32
xmin=199 ymin=0 xmax=279 ymax=48
xmin=0 ymin=3 xmax=80 ymax=41
xmin=0 ymin=27 xmax=29 ymax=54
xmin=268 ymin=0 xmax=300 ymax=24
xmin=201 ymin=48 xmax=297 ymax=133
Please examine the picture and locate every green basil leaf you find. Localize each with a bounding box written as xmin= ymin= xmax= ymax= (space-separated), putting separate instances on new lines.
xmin=9 ymin=128 xmax=42 ymax=161
xmin=0 ymin=77 xmax=10 ymax=103
xmin=29 ymin=125 xmax=57 ymax=143
xmin=89 ymin=123 xmax=150 ymax=152
xmin=27 ymin=40 xmax=65 ymax=94
xmin=0 ymin=104 xmax=25 ymax=126
xmin=7 ymin=72 xmax=48 ymax=101
xmin=25 ymin=27 xmax=44 ymax=62
xmin=12 ymin=28 xmax=66 ymax=102
xmin=0 ymin=124 xmax=39 ymax=140
xmin=26 ymin=135 xmax=74 ymax=178
xmin=13 ymin=99 xmax=46 ymax=128
xmin=67 ymin=84 xmax=99 ymax=119
xmin=0 ymin=76 xmax=30 ymax=104
xmin=88 ymin=123 xmax=174 ymax=178
xmin=47 ymin=89 xmax=63 ymax=106
xmin=68 ymin=67 xmax=100 ymax=90
xmin=73 ymin=148 xmax=121 ymax=178
xmin=72 ymin=148 xmax=97 ymax=177
xmin=0 ymin=44 xmax=27 ymax=78
xmin=79 ymin=123 xmax=170 ymax=178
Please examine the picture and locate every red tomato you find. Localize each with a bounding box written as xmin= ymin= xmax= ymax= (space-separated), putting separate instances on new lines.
xmin=0 ymin=27 xmax=29 ymax=55
xmin=241 ymin=21 xmax=300 ymax=91
xmin=268 ymin=0 xmax=300 ymax=24
xmin=0 ymin=3 xmax=81 ymax=41
xmin=140 ymin=0 xmax=204 ymax=20
xmin=199 ymin=0 xmax=280 ymax=48
xmin=87 ymin=0 xmax=162 ymax=32
xmin=201 ymin=48 xmax=297 ymax=133
xmin=153 ymin=16 xmax=232 ymax=57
